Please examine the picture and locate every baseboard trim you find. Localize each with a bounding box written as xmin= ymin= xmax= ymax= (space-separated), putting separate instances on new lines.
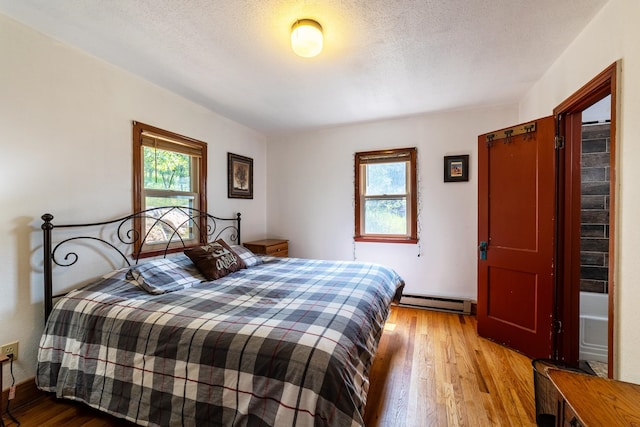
xmin=2 ymin=377 xmax=45 ymax=411
xmin=399 ymin=294 xmax=473 ymax=315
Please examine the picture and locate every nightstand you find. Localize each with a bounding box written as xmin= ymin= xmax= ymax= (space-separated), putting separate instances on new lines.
xmin=1 ymin=354 xmax=8 ymax=419
xmin=547 ymin=368 xmax=640 ymax=426
xmin=243 ymin=239 xmax=288 ymax=257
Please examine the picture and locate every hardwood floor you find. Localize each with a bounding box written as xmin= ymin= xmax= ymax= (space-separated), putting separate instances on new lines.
xmin=3 ymin=307 xmax=536 ymax=426
xmin=363 ymin=306 xmax=535 ymax=427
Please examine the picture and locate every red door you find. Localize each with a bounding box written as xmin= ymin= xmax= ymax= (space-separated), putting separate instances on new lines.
xmin=477 ymin=116 xmax=556 ymax=359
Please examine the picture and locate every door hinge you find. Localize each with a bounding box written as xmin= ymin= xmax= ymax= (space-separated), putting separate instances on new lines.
xmin=553 ymin=319 xmax=562 ymax=334
xmin=554 ymin=136 xmax=565 ymax=149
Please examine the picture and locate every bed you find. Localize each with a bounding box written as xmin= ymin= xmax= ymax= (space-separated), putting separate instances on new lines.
xmin=36 ymin=207 xmax=404 ymax=426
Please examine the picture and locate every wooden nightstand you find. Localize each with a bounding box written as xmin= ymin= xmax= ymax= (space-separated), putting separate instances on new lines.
xmin=243 ymin=239 xmax=288 ymax=257
xmin=548 ymin=368 xmax=640 ymax=426
xmin=1 ymin=354 xmax=9 ymax=419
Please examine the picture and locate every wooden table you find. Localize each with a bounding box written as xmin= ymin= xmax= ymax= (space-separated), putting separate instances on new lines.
xmin=548 ymin=368 xmax=640 ymax=426
xmin=1 ymin=354 xmax=8 ymax=420
xmin=243 ymin=239 xmax=289 ymax=257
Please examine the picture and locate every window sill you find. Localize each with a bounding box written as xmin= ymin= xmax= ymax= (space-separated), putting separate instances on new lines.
xmin=354 ymin=237 xmax=418 ymax=244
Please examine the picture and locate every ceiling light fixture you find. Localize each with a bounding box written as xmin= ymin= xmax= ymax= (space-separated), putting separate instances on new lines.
xmin=291 ymin=19 xmax=323 ymax=58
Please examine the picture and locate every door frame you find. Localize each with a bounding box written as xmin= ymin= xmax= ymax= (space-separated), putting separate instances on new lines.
xmin=554 ymin=62 xmax=619 ymax=378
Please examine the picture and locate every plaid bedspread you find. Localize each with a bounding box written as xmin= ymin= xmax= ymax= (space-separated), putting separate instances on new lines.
xmin=37 ymin=256 xmax=404 ymax=426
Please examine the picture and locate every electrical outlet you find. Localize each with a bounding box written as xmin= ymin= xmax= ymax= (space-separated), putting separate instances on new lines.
xmin=1 ymin=341 xmax=18 ymax=361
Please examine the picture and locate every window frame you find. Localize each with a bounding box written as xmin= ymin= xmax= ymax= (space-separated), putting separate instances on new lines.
xmin=132 ymin=121 xmax=208 ymax=257
xmin=354 ymin=147 xmax=418 ymax=243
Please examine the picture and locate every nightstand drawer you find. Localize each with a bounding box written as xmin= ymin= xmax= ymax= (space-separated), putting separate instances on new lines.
xmin=264 ymin=242 xmax=288 ymax=256
xmin=560 ymin=399 xmax=584 ymax=427
xmin=243 ymin=239 xmax=289 ymax=258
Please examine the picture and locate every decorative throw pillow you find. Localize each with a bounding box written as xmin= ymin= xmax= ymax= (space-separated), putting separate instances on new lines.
xmin=126 ymin=254 xmax=205 ymax=294
xmin=230 ymin=245 xmax=263 ymax=268
xmin=184 ymin=239 xmax=246 ymax=280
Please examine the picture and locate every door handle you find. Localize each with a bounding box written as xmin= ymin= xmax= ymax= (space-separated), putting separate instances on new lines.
xmin=479 ymin=241 xmax=488 ymax=260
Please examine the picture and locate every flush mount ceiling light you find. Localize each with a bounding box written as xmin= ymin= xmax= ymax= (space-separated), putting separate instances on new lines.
xmin=291 ymin=19 xmax=323 ymax=58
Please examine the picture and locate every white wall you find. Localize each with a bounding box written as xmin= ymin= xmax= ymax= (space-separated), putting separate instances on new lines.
xmin=4 ymin=0 xmax=639 ymax=393
xmin=0 ymin=14 xmax=267 ymax=387
xmin=266 ymin=106 xmax=517 ymax=299
xmin=518 ymin=0 xmax=640 ymax=382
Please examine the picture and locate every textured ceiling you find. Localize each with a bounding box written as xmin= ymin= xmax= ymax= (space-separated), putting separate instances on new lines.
xmin=0 ymin=0 xmax=609 ymax=134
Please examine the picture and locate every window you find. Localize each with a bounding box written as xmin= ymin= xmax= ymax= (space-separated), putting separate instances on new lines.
xmin=133 ymin=121 xmax=207 ymax=256
xmin=355 ymin=147 xmax=417 ymax=243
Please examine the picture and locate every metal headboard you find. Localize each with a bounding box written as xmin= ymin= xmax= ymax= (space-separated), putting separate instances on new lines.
xmin=41 ymin=206 xmax=241 ymax=322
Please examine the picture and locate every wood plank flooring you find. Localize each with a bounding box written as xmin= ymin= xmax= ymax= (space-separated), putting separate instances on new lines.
xmin=2 ymin=307 xmax=536 ymax=426
xmin=363 ymin=306 xmax=535 ymax=426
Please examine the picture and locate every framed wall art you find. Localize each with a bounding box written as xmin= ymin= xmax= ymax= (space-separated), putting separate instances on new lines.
xmin=444 ymin=155 xmax=469 ymax=182
xmin=227 ymin=152 xmax=253 ymax=199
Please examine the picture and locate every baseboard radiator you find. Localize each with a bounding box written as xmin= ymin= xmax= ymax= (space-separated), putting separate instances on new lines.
xmin=400 ymin=294 xmax=472 ymax=315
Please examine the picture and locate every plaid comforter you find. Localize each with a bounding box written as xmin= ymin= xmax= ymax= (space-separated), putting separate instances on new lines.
xmin=37 ymin=256 xmax=404 ymax=427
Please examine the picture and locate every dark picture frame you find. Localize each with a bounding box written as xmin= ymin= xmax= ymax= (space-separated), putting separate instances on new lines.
xmin=227 ymin=153 xmax=253 ymax=199
xmin=444 ymin=155 xmax=469 ymax=182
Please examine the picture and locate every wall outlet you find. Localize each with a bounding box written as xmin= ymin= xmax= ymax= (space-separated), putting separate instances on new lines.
xmin=1 ymin=341 xmax=18 ymax=361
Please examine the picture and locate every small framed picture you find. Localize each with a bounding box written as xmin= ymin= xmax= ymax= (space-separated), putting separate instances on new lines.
xmin=444 ymin=155 xmax=469 ymax=182
xmin=227 ymin=153 xmax=253 ymax=199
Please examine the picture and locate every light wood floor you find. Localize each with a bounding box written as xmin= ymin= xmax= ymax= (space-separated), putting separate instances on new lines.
xmin=3 ymin=307 xmax=536 ymax=426
xmin=363 ymin=306 xmax=535 ymax=427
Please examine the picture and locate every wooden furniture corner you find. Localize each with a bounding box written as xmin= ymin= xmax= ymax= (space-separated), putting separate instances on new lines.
xmin=1 ymin=354 xmax=9 ymax=420
xmin=548 ymin=368 xmax=640 ymax=426
xmin=243 ymin=239 xmax=288 ymax=257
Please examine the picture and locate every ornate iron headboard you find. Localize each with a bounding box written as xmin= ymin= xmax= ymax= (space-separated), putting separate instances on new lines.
xmin=41 ymin=206 xmax=241 ymax=321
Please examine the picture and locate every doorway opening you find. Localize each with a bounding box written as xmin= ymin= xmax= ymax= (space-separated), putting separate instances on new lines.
xmin=578 ymin=95 xmax=611 ymax=377
xmin=555 ymin=62 xmax=618 ymax=378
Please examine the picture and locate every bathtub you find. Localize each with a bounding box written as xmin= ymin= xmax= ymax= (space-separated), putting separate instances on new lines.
xmin=579 ymin=292 xmax=608 ymax=363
